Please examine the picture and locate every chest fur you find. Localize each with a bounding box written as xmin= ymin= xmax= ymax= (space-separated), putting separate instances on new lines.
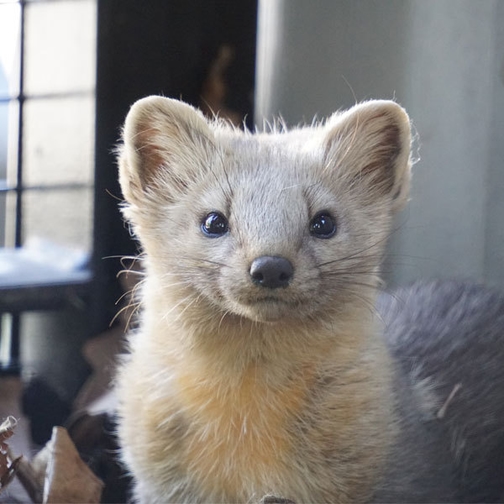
xmin=168 ymin=365 xmax=313 ymax=498
xmin=119 ymin=336 xmax=393 ymax=503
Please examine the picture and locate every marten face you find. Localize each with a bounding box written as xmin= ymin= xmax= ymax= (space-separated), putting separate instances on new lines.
xmin=119 ymin=97 xmax=411 ymax=324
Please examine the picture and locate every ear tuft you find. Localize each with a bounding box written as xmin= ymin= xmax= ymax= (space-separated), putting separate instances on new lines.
xmin=324 ymin=100 xmax=412 ymax=213
xmin=118 ymin=96 xmax=214 ymax=204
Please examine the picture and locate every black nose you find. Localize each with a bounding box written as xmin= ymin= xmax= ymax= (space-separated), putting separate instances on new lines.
xmin=249 ymin=256 xmax=294 ymax=289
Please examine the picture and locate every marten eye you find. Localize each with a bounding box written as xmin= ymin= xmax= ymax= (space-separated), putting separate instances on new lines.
xmin=201 ymin=212 xmax=229 ymax=237
xmin=310 ymin=211 xmax=336 ymax=239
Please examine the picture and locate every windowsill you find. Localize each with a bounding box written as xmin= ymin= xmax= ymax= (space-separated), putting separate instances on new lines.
xmin=0 ymin=245 xmax=92 ymax=312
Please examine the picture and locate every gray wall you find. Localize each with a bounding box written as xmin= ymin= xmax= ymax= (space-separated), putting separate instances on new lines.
xmin=256 ymin=0 xmax=504 ymax=289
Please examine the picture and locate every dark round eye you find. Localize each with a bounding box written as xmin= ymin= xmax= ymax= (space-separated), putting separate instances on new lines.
xmin=310 ymin=211 xmax=337 ymax=239
xmin=201 ymin=212 xmax=229 ymax=237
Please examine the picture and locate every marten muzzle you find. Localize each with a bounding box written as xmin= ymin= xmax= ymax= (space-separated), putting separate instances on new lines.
xmin=249 ymin=256 xmax=294 ymax=289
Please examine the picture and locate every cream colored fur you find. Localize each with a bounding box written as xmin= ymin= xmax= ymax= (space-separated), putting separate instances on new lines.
xmin=116 ymin=96 xmax=412 ymax=503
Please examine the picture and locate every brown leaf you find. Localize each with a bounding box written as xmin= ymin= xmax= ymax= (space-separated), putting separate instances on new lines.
xmin=42 ymin=426 xmax=103 ymax=503
xmin=15 ymin=426 xmax=104 ymax=503
xmin=0 ymin=416 xmax=18 ymax=494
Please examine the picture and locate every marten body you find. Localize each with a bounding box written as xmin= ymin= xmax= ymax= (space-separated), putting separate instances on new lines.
xmin=116 ymin=97 xmax=504 ymax=503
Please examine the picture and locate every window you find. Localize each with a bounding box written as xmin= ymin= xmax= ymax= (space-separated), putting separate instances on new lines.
xmin=0 ymin=0 xmax=257 ymax=374
xmin=0 ymin=0 xmax=96 ymax=371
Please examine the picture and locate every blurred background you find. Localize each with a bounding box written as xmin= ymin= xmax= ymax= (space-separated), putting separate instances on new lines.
xmin=256 ymin=0 xmax=504 ymax=291
xmin=0 ymin=0 xmax=502 ymax=501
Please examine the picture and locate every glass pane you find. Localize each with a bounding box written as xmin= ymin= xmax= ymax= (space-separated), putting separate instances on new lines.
xmin=23 ymin=96 xmax=94 ymax=186
xmin=23 ymin=187 xmax=93 ymax=250
xmin=0 ymin=314 xmax=13 ymax=369
xmin=1 ymin=100 xmax=18 ymax=248
xmin=0 ymin=102 xmax=8 ymax=183
xmin=3 ymin=190 xmax=17 ymax=247
xmin=1 ymin=100 xmax=19 ymax=187
xmin=24 ymin=0 xmax=97 ymax=95
xmin=0 ymin=192 xmax=6 ymax=246
xmin=0 ymin=2 xmax=21 ymax=98
xmin=4 ymin=99 xmax=19 ymax=188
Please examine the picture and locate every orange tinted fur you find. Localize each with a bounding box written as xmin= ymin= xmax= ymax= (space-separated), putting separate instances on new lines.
xmin=116 ymin=96 xmax=412 ymax=503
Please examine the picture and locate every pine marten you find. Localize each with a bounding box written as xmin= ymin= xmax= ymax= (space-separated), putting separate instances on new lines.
xmin=115 ymin=96 xmax=504 ymax=503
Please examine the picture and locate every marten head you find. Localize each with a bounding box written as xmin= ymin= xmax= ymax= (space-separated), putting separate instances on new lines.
xmin=119 ymin=97 xmax=411 ymax=325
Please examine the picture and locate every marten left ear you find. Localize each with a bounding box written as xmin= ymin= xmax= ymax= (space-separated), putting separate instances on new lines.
xmin=323 ymin=100 xmax=412 ymax=213
xmin=119 ymin=96 xmax=215 ymax=206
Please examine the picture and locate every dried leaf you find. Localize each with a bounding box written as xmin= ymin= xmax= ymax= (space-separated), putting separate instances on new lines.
xmin=42 ymin=426 xmax=103 ymax=503
xmin=0 ymin=416 xmax=17 ymax=445
xmin=0 ymin=416 xmax=19 ymax=494
xmin=15 ymin=426 xmax=104 ymax=503
xmin=15 ymin=454 xmax=44 ymax=504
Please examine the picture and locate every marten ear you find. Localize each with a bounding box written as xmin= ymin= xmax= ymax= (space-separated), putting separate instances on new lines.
xmin=323 ymin=100 xmax=412 ymax=213
xmin=119 ymin=96 xmax=215 ymax=205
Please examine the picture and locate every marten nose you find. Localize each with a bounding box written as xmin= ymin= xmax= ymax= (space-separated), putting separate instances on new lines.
xmin=249 ymin=256 xmax=294 ymax=289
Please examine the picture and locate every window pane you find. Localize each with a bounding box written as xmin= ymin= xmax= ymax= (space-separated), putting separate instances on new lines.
xmin=0 ymin=102 xmax=8 ymax=183
xmin=23 ymin=187 xmax=93 ymax=250
xmin=1 ymin=100 xmax=18 ymax=248
xmin=24 ymin=0 xmax=96 ymax=95
xmin=0 ymin=2 xmax=21 ymax=98
xmin=2 ymin=191 xmax=17 ymax=247
xmin=1 ymin=100 xmax=19 ymax=188
xmin=0 ymin=193 xmax=6 ymax=246
xmin=0 ymin=190 xmax=16 ymax=247
xmin=23 ymin=96 xmax=94 ymax=186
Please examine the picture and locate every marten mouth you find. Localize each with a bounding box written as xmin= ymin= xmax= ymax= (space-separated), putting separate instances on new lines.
xmin=222 ymin=293 xmax=305 ymax=323
xmin=221 ymin=286 xmax=305 ymax=321
xmin=245 ymin=296 xmax=301 ymax=308
xmin=243 ymin=295 xmax=281 ymax=303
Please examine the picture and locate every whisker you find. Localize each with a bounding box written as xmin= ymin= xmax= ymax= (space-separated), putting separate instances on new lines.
xmin=218 ymin=309 xmax=231 ymax=331
xmin=160 ymin=293 xmax=197 ymax=323
xmin=173 ymin=295 xmax=200 ymax=323
xmin=340 ymin=288 xmax=380 ymax=316
xmin=322 ymin=271 xmax=378 ymax=279
xmin=197 ymin=258 xmax=229 ymax=268
xmin=102 ymin=254 xmax=144 ymax=261
xmin=124 ymin=303 xmax=142 ymax=331
xmin=316 ymin=233 xmax=393 ymax=268
xmin=117 ymin=269 xmax=144 ymax=278
xmin=115 ymin=289 xmax=133 ymax=306
xmin=339 ymin=280 xmax=381 ymax=291
xmin=110 ymin=300 xmax=141 ymax=328
xmin=319 ymin=255 xmax=384 ymax=268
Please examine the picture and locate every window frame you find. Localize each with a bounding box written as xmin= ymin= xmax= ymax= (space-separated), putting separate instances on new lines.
xmin=0 ymin=0 xmax=96 ymax=373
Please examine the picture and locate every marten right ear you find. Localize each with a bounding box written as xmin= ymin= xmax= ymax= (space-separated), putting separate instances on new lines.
xmin=323 ymin=100 xmax=412 ymax=213
xmin=118 ymin=96 xmax=215 ymax=205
